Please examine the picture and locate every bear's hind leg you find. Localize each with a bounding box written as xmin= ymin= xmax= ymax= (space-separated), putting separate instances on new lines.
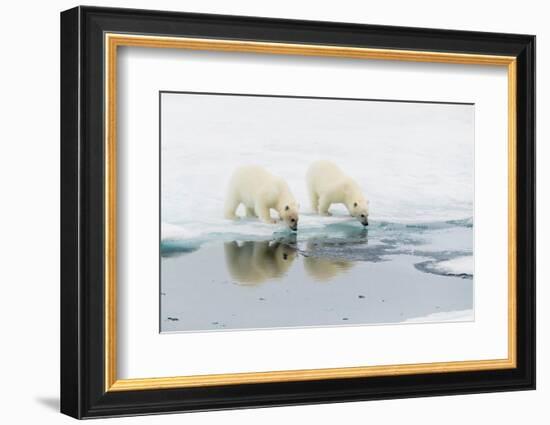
xmin=224 ymin=196 xmax=240 ymax=220
xmin=318 ymin=195 xmax=332 ymax=216
xmin=308 ymin=189 xmax=319 ymax=213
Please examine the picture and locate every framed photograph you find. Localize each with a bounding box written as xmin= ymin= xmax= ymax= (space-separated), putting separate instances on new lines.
xmin=60 ymin=6 xmax=535 ymax=419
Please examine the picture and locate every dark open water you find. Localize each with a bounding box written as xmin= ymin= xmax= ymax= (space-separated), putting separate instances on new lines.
xmin=160 ymin=219 xmax=473 ymax=333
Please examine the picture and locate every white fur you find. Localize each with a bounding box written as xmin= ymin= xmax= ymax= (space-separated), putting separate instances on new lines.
xmin=224 ymin=166 xmax=299 ymax=229
xmin=306 ymin=160 xmax=369 ymax=225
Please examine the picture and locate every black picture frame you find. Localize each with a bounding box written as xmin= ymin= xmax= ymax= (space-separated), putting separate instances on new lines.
xmin=61 ymin=5 xmax=535 ymax=419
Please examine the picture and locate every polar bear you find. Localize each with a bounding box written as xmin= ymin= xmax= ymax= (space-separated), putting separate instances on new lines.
xmin=306 ymin=160 xmax=369 ymax=226
xmin=224 ymin=165 xmax=299 ymax=231
xmin=224 ymin=241 xmax=297 ymax=285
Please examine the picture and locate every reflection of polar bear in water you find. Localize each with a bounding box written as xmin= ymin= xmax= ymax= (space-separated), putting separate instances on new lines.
xmin=224 ymin=166 xmax=299 ymax=231
xmin=224 ymin=241 xmax=297 ymax=285
xmin=306 ymin=160 xmax=369 ymax=226
xmin=303 ymin=254 xmax=355 ymax=282
xmin=303 ymin=241 xmax=356 ymax=281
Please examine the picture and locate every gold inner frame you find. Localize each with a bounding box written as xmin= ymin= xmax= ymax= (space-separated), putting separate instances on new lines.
xmin=104 ymin=33 xmax=517 ymax=392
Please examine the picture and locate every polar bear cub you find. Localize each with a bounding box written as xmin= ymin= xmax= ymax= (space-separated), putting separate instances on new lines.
xmin=306 ymin=160 xmax=369 ymax=226
xmin=224 ymin=165 xmax=299 ymax=230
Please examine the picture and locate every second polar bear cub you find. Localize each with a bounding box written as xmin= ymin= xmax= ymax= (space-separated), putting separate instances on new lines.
xmin=224 ymin=165 xmax=299 ymax=231
xmin=307 ymin=160 xmax=369 ymax=226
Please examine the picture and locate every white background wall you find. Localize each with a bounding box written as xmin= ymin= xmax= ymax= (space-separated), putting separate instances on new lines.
xmin=0 ymin=0 xmax=545 ymax=423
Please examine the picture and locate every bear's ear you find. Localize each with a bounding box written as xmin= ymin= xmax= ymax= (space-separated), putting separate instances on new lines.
xmin=285 ymin=205 xmax=289 ymax=211
xmin=354 ymin=202 xmax=358 ymax=207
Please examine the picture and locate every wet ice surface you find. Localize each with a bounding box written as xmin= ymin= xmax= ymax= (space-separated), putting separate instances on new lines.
xmin=161 ymin=218 xmax=473 ymax=333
